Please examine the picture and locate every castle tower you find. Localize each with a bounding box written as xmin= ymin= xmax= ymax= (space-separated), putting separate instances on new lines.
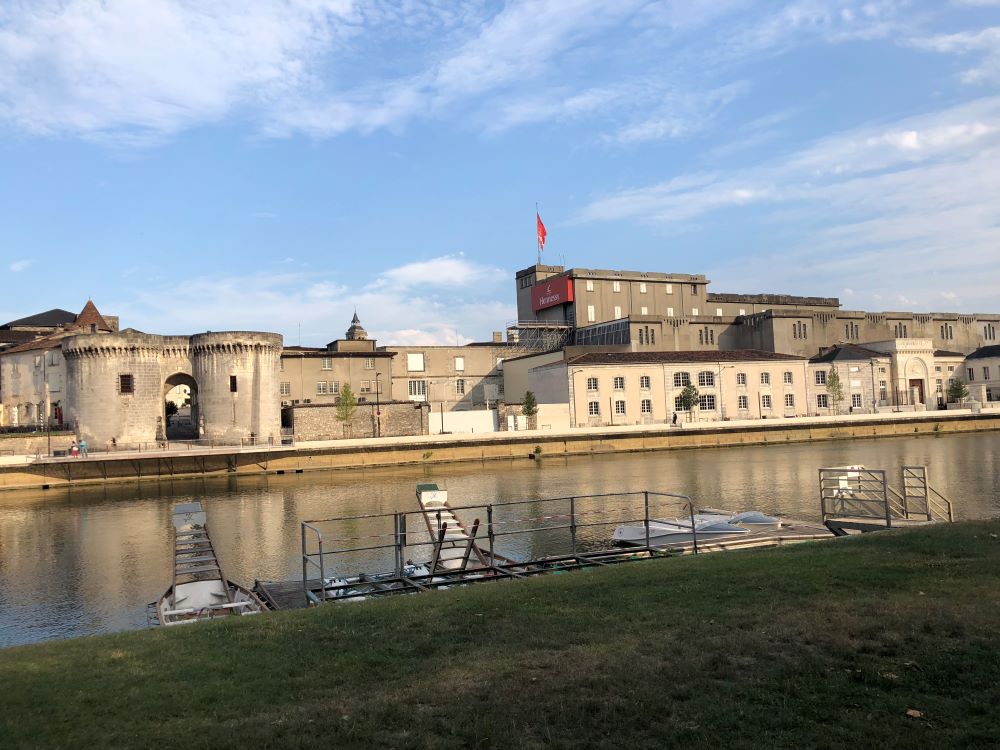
xmin=345 ymin=311 xmax=368 ymax=341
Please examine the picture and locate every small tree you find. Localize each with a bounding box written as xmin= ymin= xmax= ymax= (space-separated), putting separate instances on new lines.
xmin=335 ymin=384 xmax=358 ymax=437
xmin=678 ymin=383 xmax=700 ymax=422
xmin=165 ymin=401 xmax=179 ymax=418
xmin=521 ymin=391 xmax=538 ymax=418
xmin=826 ymin=370 xmax=844 ymax=414
xmin=947 ymin=378 xmax=969 ymax=405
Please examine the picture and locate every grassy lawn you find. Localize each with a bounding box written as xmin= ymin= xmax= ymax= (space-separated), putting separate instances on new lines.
xmin=2 ymin=521 xmax=999 ymax=749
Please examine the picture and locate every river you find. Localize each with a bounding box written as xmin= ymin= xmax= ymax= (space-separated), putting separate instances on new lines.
xmin=1 ymin=432 xmax=997 ymax=648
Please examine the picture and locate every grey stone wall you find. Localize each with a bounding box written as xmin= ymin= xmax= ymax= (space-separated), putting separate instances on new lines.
xmin=286 ymin=400 xmax=430 ymax=440
xmin=497 ymin=401 xmax=537 ymax=431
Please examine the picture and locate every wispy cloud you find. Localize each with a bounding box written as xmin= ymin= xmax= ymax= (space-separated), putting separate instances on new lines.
xmin=8 ymin=259 xmax=31 ymax=272
xmin=574 ymin=96 xmax=1000 ymax=312
xmin=913 ymin=27 xmax=1000 ymax=84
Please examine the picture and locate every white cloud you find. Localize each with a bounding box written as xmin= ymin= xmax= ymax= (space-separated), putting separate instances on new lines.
xmin=112 ymin=255 xmax=514 ymax=346
xmin=913 ymin=27 xmax=1000 ymax=84
xmin=9 ymin=259 xmax=30 ymax=272
xmin=574 ymin=96 xmax=1000 ymax=312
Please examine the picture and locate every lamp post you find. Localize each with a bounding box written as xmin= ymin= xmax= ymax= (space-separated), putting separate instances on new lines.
xmin=43 ymin=352 xmax=51 ymax=457
xmin=568 ymin=369 xmax=584 ymax=428
xmin=717 ymin=364 xmax=735 ymax=421
xmin=375 ymin=372 xmax=382 ymax=437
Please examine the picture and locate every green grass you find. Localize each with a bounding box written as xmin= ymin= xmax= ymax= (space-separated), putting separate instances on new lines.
xmin=2 ymin=522 xmax=1000 ymax=749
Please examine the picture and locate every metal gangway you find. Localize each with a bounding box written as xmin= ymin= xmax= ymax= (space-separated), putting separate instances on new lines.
xmin=820 ymin=465 xmax=953 ymax=535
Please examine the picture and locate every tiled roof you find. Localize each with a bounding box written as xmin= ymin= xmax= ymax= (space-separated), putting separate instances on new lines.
xmin=967 ymin=345 xmax=1000 ymax=360
xmin=1 ymin=308 xmax=76 ymax=328
xmin=68 ymin=300 xmax=112 ymax=332
xmin=808 ymin=344 xmax=884 ymax=363
xmin=567 ymin=349 xmax=805 ymax=365
xmin=3 ymin=333 xmax=65 ymax=354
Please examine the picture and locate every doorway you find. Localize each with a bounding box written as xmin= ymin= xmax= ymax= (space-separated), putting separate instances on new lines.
xmin=908 ymin=378 xmax=925 ymax=405
xmin=164 ymin=373 xmax=199 ymax=440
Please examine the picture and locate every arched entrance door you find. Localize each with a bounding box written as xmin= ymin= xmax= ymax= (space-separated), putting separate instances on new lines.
xmin=164 ymin=373 xmax=199 ymax=440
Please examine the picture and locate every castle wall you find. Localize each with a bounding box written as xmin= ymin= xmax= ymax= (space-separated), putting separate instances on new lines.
xmin=62 ymin=331 xmax=282 ymax=446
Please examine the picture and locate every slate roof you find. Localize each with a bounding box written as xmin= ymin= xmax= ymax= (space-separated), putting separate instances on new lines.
xmin=1 ymin=309 xmax=76 ymax=329
xmin=808 ymin=344 xmax=884 ymax=363
xmin=967 ymin=345 xmax=1000 ymax=360
xmin=567 ymin=349 xmax=805 ymax=366
xmin=933 ymin=349 xmax=965 ymax=358
xmin=68 ymin=300 xmax=112 ymax=332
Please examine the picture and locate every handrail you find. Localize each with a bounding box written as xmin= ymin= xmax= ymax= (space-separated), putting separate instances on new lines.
xmin=885 ymin=485 xmax=908 ymax=519
xmin=928 ymin=486 xmax=954 ymax=523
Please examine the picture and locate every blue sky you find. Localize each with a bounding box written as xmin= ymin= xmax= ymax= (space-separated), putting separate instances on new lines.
xmin=1 ymin=0 xmax=999 ymax=346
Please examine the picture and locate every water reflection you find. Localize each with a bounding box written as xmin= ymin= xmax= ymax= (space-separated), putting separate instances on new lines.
xmin=1 ymin=433 xmax=997 ymax=648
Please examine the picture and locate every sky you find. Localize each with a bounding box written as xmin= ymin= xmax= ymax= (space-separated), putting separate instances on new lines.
xmin=1 ymin=0 xmax=999 ymax=346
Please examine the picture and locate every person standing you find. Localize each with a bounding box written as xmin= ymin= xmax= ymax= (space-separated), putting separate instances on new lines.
xmin=80 ymin=438 xmax=88 ymax=458
xmin=70 ymin=441 xmax=78 ymax=458
xmin=671 ymin=412 xmax=678 ymax=426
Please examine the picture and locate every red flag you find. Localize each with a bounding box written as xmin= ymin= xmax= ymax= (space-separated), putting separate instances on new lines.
xmin=536 ymin=212 xmax=547 ymax=252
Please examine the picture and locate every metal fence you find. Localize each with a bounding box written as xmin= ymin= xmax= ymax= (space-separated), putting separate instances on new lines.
xmin=300 ymin=490 xmax=696 ymax=606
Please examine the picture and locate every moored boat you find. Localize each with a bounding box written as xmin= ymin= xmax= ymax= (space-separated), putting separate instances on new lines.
xmin=155 ymin=502 xmax=268 ymax=626
xmin=612 ymin=510 xmax=781 ymax=547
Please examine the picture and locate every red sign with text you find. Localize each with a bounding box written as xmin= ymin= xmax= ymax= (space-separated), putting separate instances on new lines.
xmin=532 ymin=276 xmax=575 ymax=312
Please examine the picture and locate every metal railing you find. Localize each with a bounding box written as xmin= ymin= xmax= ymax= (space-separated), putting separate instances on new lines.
xmin=821 ymin=465 xmax=954 ymax=525
xmin=300 ymin=490 xmax=697 ymax=606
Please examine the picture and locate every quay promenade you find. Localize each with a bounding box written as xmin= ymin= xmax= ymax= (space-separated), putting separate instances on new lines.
xmin=1 ymin=408 xmax=998 ymax=492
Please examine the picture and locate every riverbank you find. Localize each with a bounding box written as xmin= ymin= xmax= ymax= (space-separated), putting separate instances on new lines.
xmin=1 ymin=409 xmax=998 ymax=492
xmin=1 ymin=521 xmax=998 ymax=748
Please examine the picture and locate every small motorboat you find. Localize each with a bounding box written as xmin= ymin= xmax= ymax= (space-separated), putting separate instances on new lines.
xmin=155 ymin=502 xmax=268 ymax=626
xmin=612 ymin=511 xmax=781 ymax=547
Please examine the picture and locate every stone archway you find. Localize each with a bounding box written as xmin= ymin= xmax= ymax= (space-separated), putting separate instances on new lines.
xmin=164 ymin=373 xmax=199 ymax=440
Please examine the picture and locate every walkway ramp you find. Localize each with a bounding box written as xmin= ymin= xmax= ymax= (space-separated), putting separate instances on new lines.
xmin=416 ymin=484 xmax=491 ymax=572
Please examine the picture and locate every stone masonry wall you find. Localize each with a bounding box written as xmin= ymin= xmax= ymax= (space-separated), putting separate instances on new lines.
xmin=287 ymin=400 xmax=430 ymax=440
xmin=497 ymin=401 xmax=537 ymax=431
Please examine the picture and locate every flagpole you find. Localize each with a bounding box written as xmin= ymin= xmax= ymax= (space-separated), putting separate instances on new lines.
xmin=535 ymin=202 xmax=540 ymax=265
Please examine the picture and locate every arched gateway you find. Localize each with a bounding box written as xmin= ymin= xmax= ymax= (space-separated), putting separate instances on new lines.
xmin=61 ymin=330 xmax=282 ymax=447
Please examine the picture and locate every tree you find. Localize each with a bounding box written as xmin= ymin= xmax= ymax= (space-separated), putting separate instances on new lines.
xmin=521 ymin=391 xmax=538 ymax=418
xmin=947 ymin=378 xmax=969 ymax=404
xmin=164 ymin=401 xmax=178 ymax=422
xmin=678 ymin=383 xmax=700 ymax=422
xmin=335 ymin=384 xmax=358 ymax=437
xmin=826 ymin=370 xmax=844 ymax=414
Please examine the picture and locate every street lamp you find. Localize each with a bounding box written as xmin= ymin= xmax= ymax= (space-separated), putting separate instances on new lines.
xmin=375 ymin=372 xmax=382 ymax=437
xmin=569 ymin=369 xmax=585 ymax=428
xmin=717 ymin=364 xmax=736 ymax=421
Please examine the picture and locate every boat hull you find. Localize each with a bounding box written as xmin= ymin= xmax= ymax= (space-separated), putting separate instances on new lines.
xmin=156 ymin=581 xmax=268 ymax=626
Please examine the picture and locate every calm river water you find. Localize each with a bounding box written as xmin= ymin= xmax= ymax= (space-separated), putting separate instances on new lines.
xmin=1 ymin=433 xmax=998 ymax=648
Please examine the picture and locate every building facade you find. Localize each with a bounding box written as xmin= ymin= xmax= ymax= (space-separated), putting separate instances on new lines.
xmin=964 ymin=345 xmax=1000 ymax=405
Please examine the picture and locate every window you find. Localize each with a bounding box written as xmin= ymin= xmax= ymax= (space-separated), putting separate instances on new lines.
xmin=408 ymin=380 xmax=427 ymax=398
xmin=279 ymin=382 xmax=291 ymax=396
xmin=586 ymin=280 xmax=594 ymax=292
xmin=279 ymin=359 xmax=284 ymax=371
xmin=784 ymin=394 xmax=795 ymax=408
xmin=760 ymin=372 xmax=771 ymax=386
xmin=817 ymin=394 xmax=829 ymax=408
xmin=614 ymin=306 xmax=622 ymax=319
xmin=640 ymin=375 xmax=651 ymax=389
xmin=880 ymin=381 xmax=888 ymax=401
xmin=650 ymin=329 xmax=655 ymax=345
xmin=783 ymin=371 xmax=793 ymax=385
xmin=968 ymin=368 xmax=975 ymax=381
xmin=792 ymin=321 xmax=808 ymax=339
xmin=815 ymin=371 xmax=827 ymax=386
xmin=34 ymin=355 xmax=41 ymax=369
xmin=498 ymin=382 xmax=504 ymax=396
xmin=879 ymin=367 xmax=886 ymax=374
xmin=736 ymin=372 xmax=747 ymax=386
xmin=761 ymin=395 xmax=772 ymax=409
xmin=321 ymin=357 xmax=332 ymax=370
xmin=456 ymin=379 xmax=466 ymax=396
xmin=365 ymin=357 xmax=375 ymax=370
xmin=674 ymin=396 xmax=690 ymax=411
xmin=588 ymin=401 xmax=600 ymax=416
xmin=698 ymin=394 xmax=716 ymax=410
xmin=614 ymin=400 xmax=626 ymax=415
xmin=316 ymin=381 xmax=328 ymax=395
xmin=698 ymin=371 xmax=715 ymax=387
xmin=118 ymin=374 xmax=134 ymax=394
xmin=407 ymin=353 xmax=425 ymax=372
xmin=665 ymin=284 xmax=673 ymax=294
xmin=690 ymin=284 xmax=698 ymax=295
xmin=716 ymin=308 xmax=723 ymax=317
xmin=692 ymin=307 xmax=699 ymax=316
xmin=586 ymin=377 xmax=598 ymax=391
xmin=640 ymin=306 xmax=648 ymax=315
xmin=587 ymin=305 xmax=596 ymax=323
xmin=851 ymin=394 xmax=862 ymax=408
xmin=454 ymin=356 xmax=465 ymax=372
xmin=360 ymin=381 xmax=372 ymax=393
xmin=985 ymin=324 xmax=997 ymax=341
xmin=667 ymin=307 xmax=674 ymax=317
xmin=641 ymin=399 xmax=652 ymax=414
xmin=229 ymin=375 xmax=238 ymax=393
xmin=613 ymin=280 xmax=621 ymax=293
xmin=613 ymin=376 xmax=625 ymax=390
xmin=935 ymin=365 xmax=942 ymax=373
xmin=844 ymin=322 xmax=860 ymax=340
xmin=330 ymin=381 xmax=340 ymax=395
xmin=739 ymin=308 xmax=746 ymax=316
xmin=738 ymin=395 xmax=749 ymax=410
xmin=673 ymin=372 xmax=691 ymax=387
xmin=639 ymin=282 xmax=647 ymax=293
xmin=984 ymin=367 xmax=990 ymax=380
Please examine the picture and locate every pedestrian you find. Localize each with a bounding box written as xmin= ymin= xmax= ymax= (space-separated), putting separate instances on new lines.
xmin=671 ymin=411 xmax=678 ymax=426
xmin=80 ymin=438 xmax=88 ymax=458
xmin=70 ymin=441 xmax=78 ymax=458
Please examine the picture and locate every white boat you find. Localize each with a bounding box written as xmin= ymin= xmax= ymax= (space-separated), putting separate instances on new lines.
xmin=155 ymin=502 xmax=268 ymax=626
xmin=612 ymin=511 xmax=781 ymax=547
